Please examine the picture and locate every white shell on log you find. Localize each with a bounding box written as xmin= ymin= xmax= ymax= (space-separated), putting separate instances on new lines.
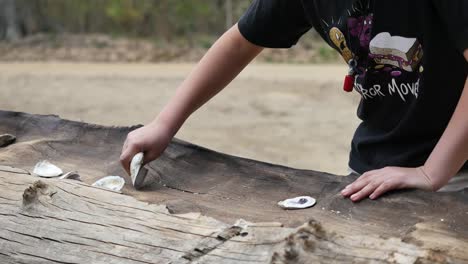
xmin=32 ymin=160 xmax=63 ymax=178
xmin=130 ymin=152 xmax=148 ymax=189
xmin=277 ymin=196 xmax=316 ymax=210
xmin=92 ymin=176 xmax=125 ymax=192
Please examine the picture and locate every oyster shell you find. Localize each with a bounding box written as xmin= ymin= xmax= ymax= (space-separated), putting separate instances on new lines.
xmin=59 ymin=171 xmax=81 ymax=181
xmin=130 ymin=152 xmax=148 ymax=189
xmin=0 ymin=134 xmax=16 ymax=147
xmin=277 ymin=196 xmax=316 ymax=210
xmin=32 ymin=160 xmax=63 ymax=178
xmin=92 ymin=176 xmax=125 ymax=192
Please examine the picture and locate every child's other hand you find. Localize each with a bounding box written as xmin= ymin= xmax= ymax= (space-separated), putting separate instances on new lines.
xmin=340 ymin=166 xmax=434 ymax=202
xmin=120 ymin=121 xmax=173 ymax=176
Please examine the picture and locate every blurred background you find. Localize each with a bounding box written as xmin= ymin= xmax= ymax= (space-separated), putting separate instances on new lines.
xmin=0 ymin=0 xmax=360 ymax=174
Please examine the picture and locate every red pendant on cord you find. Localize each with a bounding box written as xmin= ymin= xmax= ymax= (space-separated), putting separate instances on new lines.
xmin=343 ymin=74 xmax=354 ymax=92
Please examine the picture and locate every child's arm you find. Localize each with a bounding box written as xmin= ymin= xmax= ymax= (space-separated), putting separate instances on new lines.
xmin=342 ymin=49 xmax=468 ymax=202
xmin=120 ymin=25 xmax=263 ymax=174
xmin=421 ymin=49 xmax=468 ymax=189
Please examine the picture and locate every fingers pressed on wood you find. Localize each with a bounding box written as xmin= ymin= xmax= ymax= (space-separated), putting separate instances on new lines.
xmin=369 ymin=181 xmax=394 ymax=200
xmin=341 ymin=176 xmax=371 ymax=197
xmin=350 ymin=181 xmax=379 ymax=202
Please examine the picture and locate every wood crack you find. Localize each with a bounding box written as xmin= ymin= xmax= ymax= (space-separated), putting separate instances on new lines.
xmin=129 ymin=240 xmax=186 ymax=254
xmin=0 ymin=235 xmax=28 ymax=246
xmin=16 ymin=251 xmax=80 ymax=264
xmin=75 ymin=235 xmax=143 ymax=250
xmin=205 ymin=253 xmax=266 ymax=263
xmin=162 ymin=184 xmax=206 ymax=195
xmin=182 ymin=226 xmax=242 ymax=261
xmin=87 ymin=250 xmax=169 ymax=264
xmin=6 ymin=229 xmax=62 ymax=244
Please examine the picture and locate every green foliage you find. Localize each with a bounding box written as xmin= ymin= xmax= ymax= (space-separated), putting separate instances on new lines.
xmin=318 ymin=45 xmax=339 ymax=62
xmin=12 ymin=0 xmax=332 ymax=61
xmin=14 ymin=0 xmax=251 ymax=39
xmin=105 ymin=0 xmax=143 ymax=27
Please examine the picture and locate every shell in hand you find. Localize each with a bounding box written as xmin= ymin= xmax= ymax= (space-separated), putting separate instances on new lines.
xmin=277 ymin=196 xmax=316 ymax=210
xmin=92 ymin=176 xmax=125 ymax=192
xmin=33 ymin=160 xmax=63 ymax=178
xmin=130 ymin=152 xmax=148 ymax=189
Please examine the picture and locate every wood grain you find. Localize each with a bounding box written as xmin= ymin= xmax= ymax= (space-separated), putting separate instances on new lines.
xmin=0 ymin=111 xmax=467 ymax=263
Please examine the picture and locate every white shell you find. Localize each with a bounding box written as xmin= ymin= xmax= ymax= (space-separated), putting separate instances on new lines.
xmin=130 ymin=152 xmax=144 ymax=177
xmin=277 ymin=196 xmax=316 ymax=210
xmin=130 ymin=152 xmax=148 ymax=189
xmin=33 ymin=160 xmax=63 ymax=178
xmin=92 ymin=176 xmax=125 ymax=192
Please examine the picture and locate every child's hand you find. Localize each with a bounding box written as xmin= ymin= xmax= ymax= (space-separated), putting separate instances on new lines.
xmin=340 ymin=166 xmax=434 ymax=202
xmin=120 ymin=121 xmax=173 ymax=175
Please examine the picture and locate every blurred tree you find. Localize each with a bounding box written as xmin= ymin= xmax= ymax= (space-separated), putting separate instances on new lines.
xmin=225 ymin=0 xmax=233 ymax=30
xmin=0 ymin=0 xmax=21 ymax=40
xmin=0 ymin=0 xmax=254 ymax=41
xmin=106 ymin=0 xmax=143 ymax=34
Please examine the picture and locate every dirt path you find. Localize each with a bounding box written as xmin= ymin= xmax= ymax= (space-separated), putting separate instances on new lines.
xmin=0 ymin=62 xmax=360 ymax=174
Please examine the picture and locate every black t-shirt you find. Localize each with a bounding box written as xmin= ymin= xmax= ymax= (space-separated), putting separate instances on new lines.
xmin=238 ymin=0 xmax=468 ymax=174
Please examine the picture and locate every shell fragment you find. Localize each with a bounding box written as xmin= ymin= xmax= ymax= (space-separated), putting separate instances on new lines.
xmin=130 ymin=152 xmax=148 ymax=189
xmin=277 ymin=196 xmax=316 ymax=210
xmin=92 ymin=176 xmax=125 ymax=192
xmin=59 ymin=171 xmax=81 ymax=181
xmin=0 ymin=134 xmax=16 ymax=147
xmin=33 ymin=160 xmax=63 ymax=178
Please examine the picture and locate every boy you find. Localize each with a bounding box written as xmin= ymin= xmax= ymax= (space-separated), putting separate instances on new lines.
xmin=121 ymin=0 xmax=468 ymax=202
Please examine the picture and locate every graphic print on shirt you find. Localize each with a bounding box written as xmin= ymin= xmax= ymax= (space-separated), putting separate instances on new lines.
xmin=348 ymin=13 xmax=373 ymax=49
xmin=369 ymin=33 xmax=424 ymax=73
xmin=321 ymin=1 xmax=374 ymax=83
xmin=365 ymin=33 xmax=424 ymax=101
xmin=329 ymin=27 xmax=354 ymax=63
xmin=321 ymin=1 xmax=424 ymax=102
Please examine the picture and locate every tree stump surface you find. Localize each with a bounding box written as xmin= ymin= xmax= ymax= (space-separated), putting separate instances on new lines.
xmin=0 ymin=110 xmax=467 ymax=263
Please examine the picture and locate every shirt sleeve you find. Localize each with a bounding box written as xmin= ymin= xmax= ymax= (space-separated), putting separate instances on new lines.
xmin=237 ymin=0 xmax=312 ymax=48
xmin=432 ymin=0 xmax=468 ymax=53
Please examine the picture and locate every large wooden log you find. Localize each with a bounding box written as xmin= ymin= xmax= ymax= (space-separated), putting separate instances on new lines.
xmin=0 ymin=170 xmax=285 ymax=263
xmin=0 ymin=110 xmax=467 ymax=263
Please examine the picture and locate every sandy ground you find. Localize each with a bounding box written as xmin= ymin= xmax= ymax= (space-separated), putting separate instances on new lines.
xmin=0 ymin=62 xmax=360 ymax=175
